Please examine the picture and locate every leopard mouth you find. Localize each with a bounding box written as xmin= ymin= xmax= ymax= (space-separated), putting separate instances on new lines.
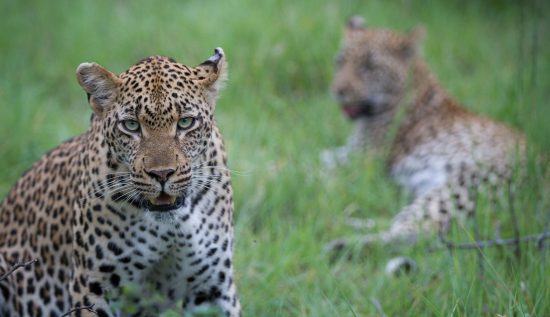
xmin=145 ymin=192 xmax=185 ymax=212
xmin=341 ymin=103 xmax=379 ymax=119
xmin=342 ymin=105 xmax=368 ymax=119
xmin=341 ymin=98 xmax=389 ymax=119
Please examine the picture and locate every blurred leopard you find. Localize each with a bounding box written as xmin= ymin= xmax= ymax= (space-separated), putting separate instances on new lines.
xmin=323 ymin=17 xmax=525 ymax=250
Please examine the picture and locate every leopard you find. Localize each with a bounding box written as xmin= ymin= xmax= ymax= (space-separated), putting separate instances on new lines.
xmin=323 ymin=17 xmax=526 ymax=252
xmin=0 ymin=48 xmax=241 ymax=316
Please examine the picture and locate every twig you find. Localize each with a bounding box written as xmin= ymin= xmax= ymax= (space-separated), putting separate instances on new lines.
xmin=0 ymin=259 xmax=38 ymax=281
xmin=432 ymin=231 xmax=550 ymax=252
xmin=60 ymin=304 xmax=97 ymax=317
xmin=508 ymin=182 xmax=521 ymax=258
xmin=0 ymin=258 xmax=96 ymax=316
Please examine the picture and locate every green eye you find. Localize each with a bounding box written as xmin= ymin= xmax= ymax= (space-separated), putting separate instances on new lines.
xmin=177 ymin=117 xmax=195 ymax=130
xmin=122 ymin=120 xmax=140 ymax=132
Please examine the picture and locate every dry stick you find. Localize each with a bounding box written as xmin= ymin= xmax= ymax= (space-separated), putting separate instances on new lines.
xmin=508 ymin=182 xmax=522 ymax=259
xmin=60 ymin=304 xmax=97 ymax=317
xmin=435 ymin=231 xmax=550 ymax=251
xmin=0 ymin=259 xmax=38 ymax=282
xmin=0 ymin=259 xmax=97 ymax=316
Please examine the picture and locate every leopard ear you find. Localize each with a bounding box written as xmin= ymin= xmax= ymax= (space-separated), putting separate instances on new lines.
xmin=344 ymin=16 xmax=366 ymax=42
xmin=396 ymin=25 xmax=427 ymax=59
xmin=76 ymin=62 xmax=120 ymax=115
xmin=193 ymin=47 xmax=228 ymax=104
xmin=346 ymin=16 xmax=366 ymax=30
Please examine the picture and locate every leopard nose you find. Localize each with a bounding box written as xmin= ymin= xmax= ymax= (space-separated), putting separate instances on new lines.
xmin=146 ymin=168 xmax=175 ymax=184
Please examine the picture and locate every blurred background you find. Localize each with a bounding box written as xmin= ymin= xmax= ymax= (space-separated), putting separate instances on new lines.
xmin=1 ymin=0 xmax=548 ymax=315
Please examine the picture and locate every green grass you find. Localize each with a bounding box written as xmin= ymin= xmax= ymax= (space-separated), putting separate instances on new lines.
xmin=1 ymin=0 xmax=549 ymax=316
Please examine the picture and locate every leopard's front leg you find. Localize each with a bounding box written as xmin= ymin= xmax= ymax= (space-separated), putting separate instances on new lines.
xmin=69 ymin=268 xmax=115 ymax=317
xmin=321 ymin=118 xmax=370 ymax=169
xmin=182 ymin=258 xmax=241 ymax=317
xmin=321 ymin=145 xmax=354 ymax=169
xmin=173 ymin=236 xmax=241 ymax=316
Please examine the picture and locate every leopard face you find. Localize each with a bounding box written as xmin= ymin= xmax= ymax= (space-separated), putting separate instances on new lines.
xmin=331 ymin=16 xmax=424 ymax=119
xmin=77 ymin=49 xmax=227 ymax=211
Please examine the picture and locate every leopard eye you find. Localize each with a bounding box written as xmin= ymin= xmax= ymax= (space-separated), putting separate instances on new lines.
xmin=362 ymin=53 xmax=375 ymax=71
xmin=177 ymin=117 xmax=195 ymax=130
xmin=362 ymin=62 xmax=374 ymax=72
xmin=122 ymin=119 xmax=140 ymax=132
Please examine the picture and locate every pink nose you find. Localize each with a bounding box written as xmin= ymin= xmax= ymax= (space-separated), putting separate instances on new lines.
xmin=146 ymin=168 xmax=175 ymax=183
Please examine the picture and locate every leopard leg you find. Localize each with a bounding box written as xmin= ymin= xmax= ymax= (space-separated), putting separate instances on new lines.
xmin=326 ymin=182 xmax=476 ymax=253
xmin=69 ymin=269 xmax=114 ymax=317
xmin=321 ymin=145 xmax=354 ymax=168
xmin=321 ymin=118 xmax=369 ymax=168
xmin=178 ymin=238 xmax=241 ymax=317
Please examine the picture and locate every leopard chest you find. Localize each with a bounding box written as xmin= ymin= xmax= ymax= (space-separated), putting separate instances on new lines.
xmin=77 ymin=201 xmax=205 ymax=274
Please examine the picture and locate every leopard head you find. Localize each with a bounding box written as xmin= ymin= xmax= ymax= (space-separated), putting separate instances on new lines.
xmin=332 ymin=16 xmax=425 ymax=119
xmin=76 ymin=48 xmax=227 ymax=211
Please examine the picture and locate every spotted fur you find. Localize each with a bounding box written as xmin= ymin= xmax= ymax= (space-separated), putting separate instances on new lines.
xmin=323 ymin=17 xmax=525 ymax=249
xmin=0 ymin=48 xmax=240 ymax=316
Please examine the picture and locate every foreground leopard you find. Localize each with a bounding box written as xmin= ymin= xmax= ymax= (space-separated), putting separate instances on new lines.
xmin=0 ymin=49 xmax=240 ymax=316
xmin=323 ymin=17 xmax=525 ymax=251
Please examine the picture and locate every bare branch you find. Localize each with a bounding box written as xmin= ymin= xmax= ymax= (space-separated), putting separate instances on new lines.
xmin=433 ymin=231 xmax=550 ymax=252
xmin=508 ymin=182 xmax=521 ymax=258
xmin=0 ymin=258 xmax=97 ymax=316
xmin=0 ymin=259 xmax=38 ymax=282
xmin=61 ymin=304 xmax=97 ymax=317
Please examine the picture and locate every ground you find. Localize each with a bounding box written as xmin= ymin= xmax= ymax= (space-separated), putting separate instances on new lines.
xmin=0 ymin=0 xmax=549 ymax=316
